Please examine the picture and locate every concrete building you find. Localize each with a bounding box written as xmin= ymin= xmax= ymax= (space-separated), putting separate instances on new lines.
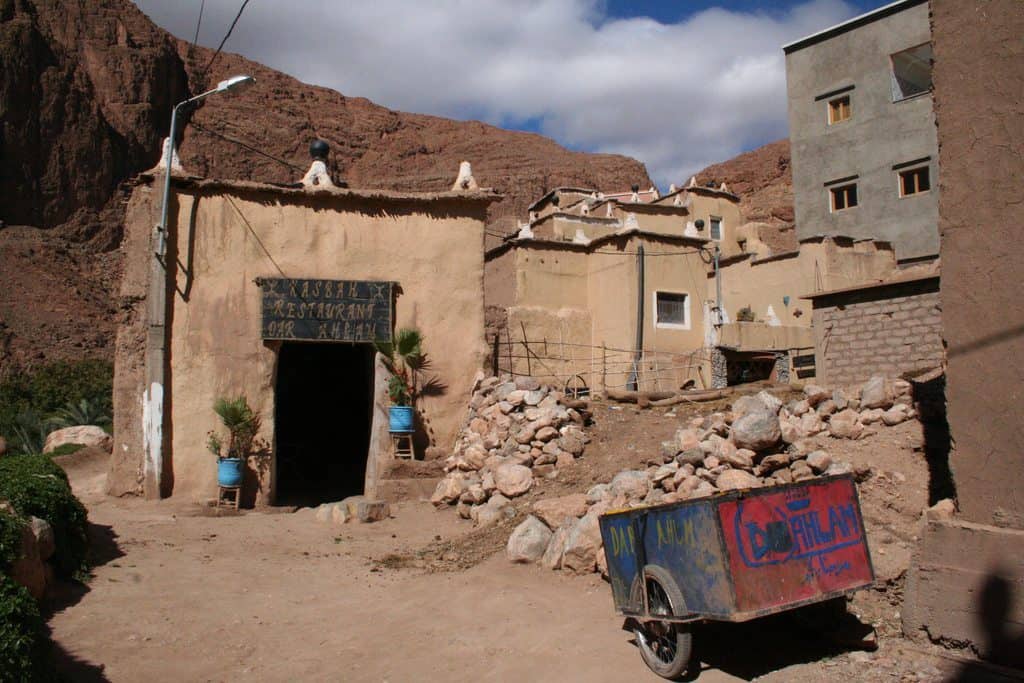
xmin=902 ymin=0 xmax=1024 ymax=664
xmin=110 ymin=162 xmax=498 ymax=506
xmin=784 ymin=0 xmax=939 ymax=263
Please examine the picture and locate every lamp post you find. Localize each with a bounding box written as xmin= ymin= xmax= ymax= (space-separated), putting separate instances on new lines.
xmin=144 ymin=75 xmax=253 ymax=499
xmin=156 ymin=75 xmax=254 ymax=256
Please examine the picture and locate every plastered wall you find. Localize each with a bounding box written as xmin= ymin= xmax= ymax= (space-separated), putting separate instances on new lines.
xmin=112 ymin=179 xmax=491 ymax=503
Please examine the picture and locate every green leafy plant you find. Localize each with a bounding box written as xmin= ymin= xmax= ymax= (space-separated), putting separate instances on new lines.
xmin=736 ymin=306 xmax=756 ymax=322
xmin=375 ymin=327 xmax=425 ymax=407
xmin=208 ymin=396 xmax=261 ymax=460
xmin=8 ymin=410 xmax=57 ymax=457
xmin=0 ymin=455 xmax=88 ymax=578
xmin=0 ymin=509 xmax=26 ymax=573
xmin=0 ymin=359 xmax=112 ymax=453
xmin=0 ymin=574 xmax=54 ymax=682
xmin=49 ymin=398 xmax=111 ymax=430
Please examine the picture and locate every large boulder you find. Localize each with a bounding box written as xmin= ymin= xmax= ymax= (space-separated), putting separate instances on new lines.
xmin=10 ymin=522 xmax=46 ymax=600
xmin=755 ymin=390 xmax=783 ymax=415
xmin=609 ymin=470 xmax=650 ymax=500
xmin=828 ymin=409 xmax=864 ymax=440
xmin=860 ymin=376 xmax=894 ymax=410
xmin=507 ymin=516 xmax=553 ymax=563
xmin=730 ymin=411 xmax=781 ymax=452
xmin=561 ymin=506 xmax=606 ymax=574
xmin=494 ymin=464 xmax=534 ymax=497
xmin=803 ymin=384 xmax=830 ymax=406
xmin=430 ymin=475 xmax=467 ymax=505
xmin=731 ymin=395 xmax=768 ymax=418
xmin=541 ymin=525 xmax=571 ymax=570
xmin=43 ymin=425 xmax=112 ymax=454
xmin=716 ymin=469 xmax=762 ymax=491
xmin=532 ymin=494 xmax=588 ymax=529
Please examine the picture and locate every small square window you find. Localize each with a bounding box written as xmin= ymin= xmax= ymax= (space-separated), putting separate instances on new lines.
xmin=828 ymin=95 xmax=851 ymax=124
xmin=891 ymin=43 xmax=932 ymax=101
xmin=655 ymin=291 xmax=689 ymax=328
xmin=830 ymin=183 xmax=858 ymax=212
xmin=709 ymin=217 xmax=722 ymax=241
xmin=899 ymin=166 xmax=930 ymax=196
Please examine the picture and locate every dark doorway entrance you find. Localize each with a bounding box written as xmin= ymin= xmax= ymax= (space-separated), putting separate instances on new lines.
xmin=274 ymin=342 xmax=375 ymax=505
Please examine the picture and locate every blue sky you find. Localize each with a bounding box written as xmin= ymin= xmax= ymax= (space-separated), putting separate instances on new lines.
xmin=134 ymin=0 xmax=893 ymax=188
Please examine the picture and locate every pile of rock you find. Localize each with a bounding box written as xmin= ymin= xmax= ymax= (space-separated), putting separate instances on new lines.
xmin=505 ymin=375 xmax=918 ymax=576
xmin=430 ymin=375 xmax=588 ymax=525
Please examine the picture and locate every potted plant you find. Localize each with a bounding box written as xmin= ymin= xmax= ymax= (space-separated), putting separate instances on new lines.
xmin=375 ymin=327 xmax=425 ymax=433
xmin=206 ymin=395 xmax=261 ymax=487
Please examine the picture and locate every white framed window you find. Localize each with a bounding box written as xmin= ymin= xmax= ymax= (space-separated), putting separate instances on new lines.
xmin=891 ymin=43 xmax=932 ymax=101
xmin=654 ymin=291 xmax=690 ymax=330
xmin=709 ymin=216 xmax=722 ymax=241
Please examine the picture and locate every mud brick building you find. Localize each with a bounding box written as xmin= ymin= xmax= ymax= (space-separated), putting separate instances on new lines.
xmin=805 ymin=273 xmax=942 ymax=385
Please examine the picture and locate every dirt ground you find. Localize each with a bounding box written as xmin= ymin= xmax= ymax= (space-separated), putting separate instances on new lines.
xmin=44 ymin=398 xmax=1009 ymax=682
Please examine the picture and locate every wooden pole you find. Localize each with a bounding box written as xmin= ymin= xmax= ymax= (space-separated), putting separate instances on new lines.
xmin=491 ymin=333 xmax=499 ymax=376
xmin=520 ymin=321 xmax=532 ymax=377
xmin=601 ymin=340 xmax=607 ymax=392
xmin=506 ymin=328 xmax=513 ymax=377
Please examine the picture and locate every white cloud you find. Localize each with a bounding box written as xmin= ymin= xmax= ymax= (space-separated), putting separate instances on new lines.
xmin=134 ymin=0 xmax=856 ymax=187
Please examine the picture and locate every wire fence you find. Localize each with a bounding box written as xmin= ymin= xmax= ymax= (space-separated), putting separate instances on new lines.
xmin=489 ymin=324 xmax=714 ymax=396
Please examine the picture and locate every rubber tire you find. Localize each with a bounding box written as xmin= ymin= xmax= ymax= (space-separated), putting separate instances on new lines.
xmin=631 ymin=565 xmax=693 ymax=680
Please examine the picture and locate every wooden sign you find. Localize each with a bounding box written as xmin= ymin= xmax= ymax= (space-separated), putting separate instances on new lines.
xmin=258 ymin=278 xmax=393 ymax=342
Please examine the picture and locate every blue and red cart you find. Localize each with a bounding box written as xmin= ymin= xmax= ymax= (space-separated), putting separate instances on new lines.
xmin=599 ymin=474 xmax=875 ymax=679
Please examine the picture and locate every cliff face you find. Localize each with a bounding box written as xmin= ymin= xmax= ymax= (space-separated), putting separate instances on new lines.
xmin=694 ymin=138 xmax=794 ymax=226
xmin=0 ymin=0 xmax=651 ymax=373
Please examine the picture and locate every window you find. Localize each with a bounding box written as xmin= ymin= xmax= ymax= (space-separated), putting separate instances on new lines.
xmin=830 ymin=183 xmax=858 ymax=212
xmin=828 ymin=95 xmax=851 ymax=124
xmin=655 ymin=291 xmax=689 ymax=329
xmin=899 ymin=166 xmax=930 ymax=196
xmin=709 ymin=216 xmax=722 ymax=241
xmin=891 ymin=43 xmax=933 ymax=101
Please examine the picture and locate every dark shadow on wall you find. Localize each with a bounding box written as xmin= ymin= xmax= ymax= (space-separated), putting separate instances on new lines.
xmin=909 ymin=371 xmax=956 ymax=505
xmin=946 ymin=571 xmax=1024 ymax=682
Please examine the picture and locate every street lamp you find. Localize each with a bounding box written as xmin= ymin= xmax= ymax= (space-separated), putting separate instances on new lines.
xmin=156 ymin=74 xmax=254 ymax=256
xmin=144 ymin=74 xmax=253 ymax=499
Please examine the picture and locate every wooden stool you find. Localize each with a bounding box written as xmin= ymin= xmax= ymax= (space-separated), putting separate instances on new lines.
xmin=391 ymin=433 xmax=414 ymax=459
xmin=218 ymin=486 xmax=241 ymax=510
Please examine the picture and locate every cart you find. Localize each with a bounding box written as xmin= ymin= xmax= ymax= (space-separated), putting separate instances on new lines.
xmin=598 ymin=474 xmax=874 ymax=679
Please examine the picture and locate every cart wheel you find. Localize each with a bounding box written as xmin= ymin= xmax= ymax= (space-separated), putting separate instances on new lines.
xmin=631 ymin=565 xmax=693 ymax=680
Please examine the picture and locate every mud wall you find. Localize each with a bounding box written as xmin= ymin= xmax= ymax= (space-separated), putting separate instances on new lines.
xmin=111 ymin=178 xmax=492 ymax=503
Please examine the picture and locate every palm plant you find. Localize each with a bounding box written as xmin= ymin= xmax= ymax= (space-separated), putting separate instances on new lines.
xmin=50 ymin=398 xmax=111 ymax=429
xmin=207 ymin=396 xmax=261 ymax=460
xmin=10 ymin=410 xmax=56 ymax=456
xmin=374 ymin=327 xmax=425 ymax=406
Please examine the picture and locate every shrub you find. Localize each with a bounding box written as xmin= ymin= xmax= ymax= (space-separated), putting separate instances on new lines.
xmin=0 ymin=456 xmax=88 ymax=578
xmin=736 ymin=306 xmax=756 ymax=323
xmin=0 ymin=574 xmax=54 ymax=682
xmin=0 ymin=359 xmax=113 ymax=453
xmin=0 ymin=510 xmax=25 ymax=573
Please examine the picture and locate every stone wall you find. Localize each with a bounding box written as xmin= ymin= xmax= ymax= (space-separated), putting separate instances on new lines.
xmin=810 ymin=277 xmax=942 ymax=386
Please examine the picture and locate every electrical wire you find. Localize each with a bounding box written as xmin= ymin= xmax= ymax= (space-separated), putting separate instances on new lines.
xmin=192 ymin=0 xmax=205 ymax=47
xmin=190 ymin=121 xmax=305 ymax=172
xmin=200 ymin=0 xmax=251 ymax=78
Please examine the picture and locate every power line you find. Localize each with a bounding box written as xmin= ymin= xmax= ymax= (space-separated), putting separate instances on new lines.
xmin=192 ymin=0 xmax=205 ymax=47
xmin=201 ymin=0 xmax=251 ymax=78
xmin=190 ymin=120 xmax=305 ymax=172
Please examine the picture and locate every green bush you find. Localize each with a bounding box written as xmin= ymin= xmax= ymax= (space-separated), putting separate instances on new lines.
xmin=0 ymin=574 xmax=54 ymax=682
xmin=0 ymin=359 xmax=113 ymax=454
xmin=0 ymin=510 xmax=25 ymax=573
xmin=0 ymin=456 xmax=88 ymax=578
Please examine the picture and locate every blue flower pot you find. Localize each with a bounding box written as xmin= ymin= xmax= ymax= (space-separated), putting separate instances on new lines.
xmin=389 ymin=406 xmax=415 ymax=433
xmin=217 ymin=458 xmax=244 ymax=487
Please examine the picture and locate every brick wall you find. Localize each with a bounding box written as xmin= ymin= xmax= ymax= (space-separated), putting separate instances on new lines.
xmin=811 ymin=277 xmax=942 ymax=386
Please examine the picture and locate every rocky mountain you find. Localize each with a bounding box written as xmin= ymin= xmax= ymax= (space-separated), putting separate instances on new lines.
xmin=694 ymin=138 xmax=794 ymax=226
xmin=0 ymin=0 xmax=651 ymax=374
